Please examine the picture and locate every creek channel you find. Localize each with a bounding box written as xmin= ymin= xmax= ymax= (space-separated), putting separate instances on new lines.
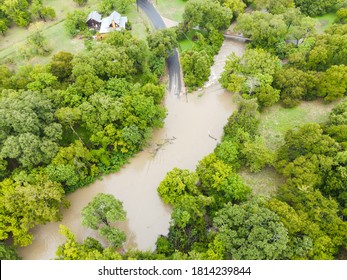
xmin=18 ymin=39 xmax=246 ymax=259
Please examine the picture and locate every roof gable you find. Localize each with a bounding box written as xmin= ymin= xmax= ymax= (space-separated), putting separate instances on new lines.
xmin=86 ymin=11 xmax=102 ymax=23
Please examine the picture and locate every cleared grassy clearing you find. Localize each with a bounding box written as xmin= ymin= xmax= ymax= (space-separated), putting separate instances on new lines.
xmin=259 ymin=100 xmax=338 ymax=150
xmin=178 ymin=30 xmax=208 ymax=52
xmin=154 ymin=0 xmax=186 ymax=22
xmin=239 ymin=167 xmax=285 ymax=197
xmin=240 ymin=99 xmax=340 ymax=196
xmin=314 ymin=12 xmax=337 ymax=33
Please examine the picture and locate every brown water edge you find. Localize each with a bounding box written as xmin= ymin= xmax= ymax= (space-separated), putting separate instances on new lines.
xmin=18 ymin=40 xmax=246 ymax=260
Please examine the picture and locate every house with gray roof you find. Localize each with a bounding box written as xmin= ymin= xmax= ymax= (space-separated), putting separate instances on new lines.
xmin=86 ymin=11 xmax=102 ymax=30
xmin=100 ymin=11 xmax=128 ymax=34
xmin=86 ymin=10 xmax=127 ymax=34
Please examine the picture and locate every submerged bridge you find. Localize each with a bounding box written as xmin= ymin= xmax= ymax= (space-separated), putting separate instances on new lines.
xmin=223 ymin=33 xmax=252 ymax=42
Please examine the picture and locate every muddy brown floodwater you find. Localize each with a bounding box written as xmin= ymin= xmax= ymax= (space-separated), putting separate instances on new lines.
xmin=18 ymin=39 xmax=246 ymax=260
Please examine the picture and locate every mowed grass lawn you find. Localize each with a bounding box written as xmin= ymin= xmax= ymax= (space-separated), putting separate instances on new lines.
xmin=154 ymin=0 xmax=186 ymax=22
xmin=0 ymin=0 xmax=151 ymax=66
xmin=314 ymin=12 xmax=337 ymax=33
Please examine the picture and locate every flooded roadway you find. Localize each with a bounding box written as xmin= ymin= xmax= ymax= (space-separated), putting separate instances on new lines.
xmin=18 ymin=39 xmax=246 ymax=260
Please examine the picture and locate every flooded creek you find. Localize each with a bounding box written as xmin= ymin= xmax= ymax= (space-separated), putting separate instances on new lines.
xmin=18 ymin=39 xmax=246 ymax=259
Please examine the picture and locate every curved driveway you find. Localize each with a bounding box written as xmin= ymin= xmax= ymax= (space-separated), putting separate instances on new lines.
xmin=138 ymin=0 xmax=182 ymax=96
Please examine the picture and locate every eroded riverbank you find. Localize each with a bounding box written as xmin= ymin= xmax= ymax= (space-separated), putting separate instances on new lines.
xmin=18 ymin=39 xmax=246 ymax=260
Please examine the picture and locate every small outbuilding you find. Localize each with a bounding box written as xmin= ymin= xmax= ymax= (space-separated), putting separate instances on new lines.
xmin=86 ymin=11 xmax=102 ymax=30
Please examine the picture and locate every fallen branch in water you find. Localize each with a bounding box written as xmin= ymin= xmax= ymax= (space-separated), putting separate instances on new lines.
xmin=151 ymin=136 xmax=176 ymax=155
xmin=208 ymin=130 xmax=217 ymax=141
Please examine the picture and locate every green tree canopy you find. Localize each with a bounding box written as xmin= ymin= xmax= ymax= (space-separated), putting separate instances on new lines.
xmin=294 ymin=0 xmax=344 ymax=16
xmin=182 ymin=0 xmax=233 ymax=31
xmin=157 ymin=168 xmax=199 ymax=205
xmin=81 ymin=193 xmax=126 ymax=230
xmin=0 ymin=175 xmax=69 ymax=246
xmin=147 ymin=28 xmax=178 ymax=59
xmin=0 ymin=91 xmax=62 ymax=170
xmin=213 ymin=200 xmax=289 ymax=260
xmin=220 ymin=48 xmax=281 ymax=107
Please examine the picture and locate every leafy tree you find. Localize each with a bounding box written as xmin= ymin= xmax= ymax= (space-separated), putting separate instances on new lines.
xmin=283 ymin=9 xmax=316 ymax=46
xmin=49 ymin=51 xmax=74 ymax=82
xmin=30 ymin=0 xmax=56 ymax=22
xmin=277 ymin=123 xmax=339 ymax=165
xmin=56 ymin=225 xmax=122 ymax=260
xmin=0 ymin=65 xmax=13 ymax=89
xmin=196 ymin=153 xmax=251 ymax=206
xmin=266 ymin=198 xmax=314 ymax=259
xmin=99 ymin=226 xmax=126 ymax=248
xmin=55 ymin=107 xmax=82 ymax=141
xmin=323 ymin=151 xmax=347 ymax=212
xmin=64 ymin=10 xmax=87 ymax=36
xmin=235 ymin=12 xmax=287 ymax=50
xmin=241 ymin=136 xmax=274 ymax=172
xmin=290 ymin=32 xmax=347 ymax=71
xmin=101 ymin=77 xmax=134 ymax=98
xmin=277 ymin=185 xmax=347 ymax=259
xmin=276 ymin=123 xmax=339 ymax=192
xmin=273 ymin=67 xmax=318 ymax=107
xmin=99 ymin=0 xmax=135 ymax=14
xmin=317 ymin=65 xmax=347 ymax=102
xmin=0 ymin=241 xmax=20 ymax=260
xmin=26 ymin=28 xmax=51 ymax=56
xmin=181 ymin=50 xmax=211 ymax=90
xmin=220 ymin=48 xmax=281 ymax=107
xmin=26 ymin=72 xmax=57 ymax=92
xmin=82 ymin=193 xmax=126 ymax=229
xmin=166 ymin=194 xmax=212 ymax=253
xmin=182 ymin=0 xmax=233 ymax=32
xmin=0 ymin=175 xmax=69 ymax=246
xmin=81 ymin=193 xmax=127 ymax=248
xmin=223 ymin=98 xmax=260 ymax=141
xmin=218 ymin=0 xmax=246 ymax=17
xmin=70 ymin=63 xmax=104 ymax=96
xmin=45 ymin=140 xmax=98 ymax=192
xmin=105 ymin=30 xmax=150 ymax=74
xmin=325 ymin=99 xmax=347 ymax=146
xmin=147 ymin=28 xmax=178 ymax=59
xmin=140 ymin=83 xmax=165 ymax=104
xmin=1 ymin=0 xmax=31 ymax=27
xmin=214 ymin=139 xmax=240 ymax=168
xmin=254 ymin=0 xmax=295 ymax=14
xmin=0 ymin=91 xmax=62 ymax=170
xmin=213 ymin=200 xmax=289 ymax=260
xmin=73 ymin=43 xmax=135 ymax=80
xmin=157 ymin=168 xmax=199 ymax=205
xmin=335 ymin=8 xmax=347 ymax=24
xmin=0 ymin=18 xmax=9 ymax=35
xmin=294 ymin=0 xmax=344 ymax=16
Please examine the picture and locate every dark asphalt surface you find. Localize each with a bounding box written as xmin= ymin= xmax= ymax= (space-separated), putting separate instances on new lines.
xmin=138 ymin=0 xmax=182 ymax=96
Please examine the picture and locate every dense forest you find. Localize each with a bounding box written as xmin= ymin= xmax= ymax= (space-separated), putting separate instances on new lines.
xmin=1 ymin=0 xmax=347 ymax=260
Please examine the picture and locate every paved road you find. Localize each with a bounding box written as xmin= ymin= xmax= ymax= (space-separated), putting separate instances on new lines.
xmin=138 ymin=0 xmax=182 ymax=96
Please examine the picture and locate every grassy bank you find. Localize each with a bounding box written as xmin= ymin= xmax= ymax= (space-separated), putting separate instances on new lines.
xmin=154 ymin=0 xmax=186 ymax=22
